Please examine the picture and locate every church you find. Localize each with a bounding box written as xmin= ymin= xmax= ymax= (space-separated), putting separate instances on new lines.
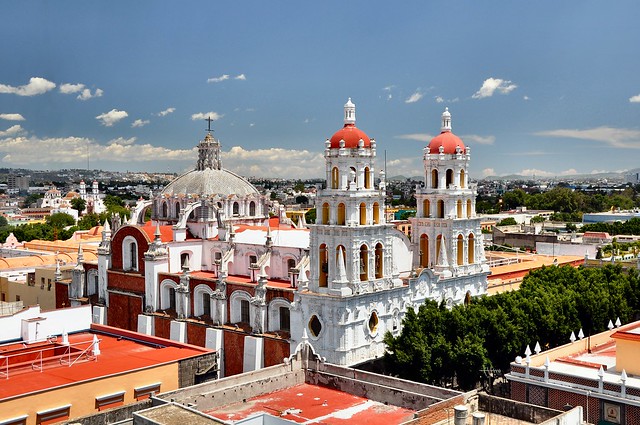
xmin=58 ymin=100 xmax=489 ymax=376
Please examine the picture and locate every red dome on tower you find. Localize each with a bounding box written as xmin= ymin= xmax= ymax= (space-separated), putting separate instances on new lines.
xmin=329 ymin=97 xmax=372 ymax=149
xmin=329 ymin=124 xmax=371 ymax=149
xmin=428 ymin=131 xmax=466 ymax=154
xmin=427 ymin=107 xmax=466 ymax=154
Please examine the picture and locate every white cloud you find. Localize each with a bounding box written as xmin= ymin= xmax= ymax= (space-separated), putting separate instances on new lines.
xmin=535 ymin=127 xmax=640 ymax=149
xmin=517 ymin=168 xmax=555 ymax=177
xmin=590 ymin=169 xmax=607 ymax=174
xmin=0 ymin=134 xmax=196 ymax=167
xmin=384 ymin=157 xmax=422 ymax=177
xmin=207 ymin=74 xmax=229 ymax=83
xmin=472 ymin=77 xmax=517 ymax=99
xmin=96 ymin=109 xmax=128 ymax=127
xmin=234 ymin=74 xmax=246 ymax=80
xmin=60 ymin=83 xmax=85 ymax=94
xmin=0 ymin=114 xmax=25 ymax=121
xmin=249 ymin=123 xmax=255 ymax=127
xmin=0 ymin=77 xmax=56 ymax=96
xmin=394 ymin=133 xmax=434 ymax=142
xmin=460 ymin=134 xmax=495 ymax=145
xmin=482 ymin=168 xmax=495 ymax=178
xmin=630 ymin=94 xmax=640 ymax=103
xmin=222 ymin=146 xmax=325 ymax=179
xmin=77 ymin=88 xmax=103 ymax=100
xmin=434 ymin=96 xmax=444 ymax=103
xmin=60 ymin=83 xmax=103 ymax=100
xmin=523 ymin=95 xmax=530 ymax=101
xmin=405 ymin=91 xmax=424 ymax=104
xmin=191 ymin=112 xmax=223 ymax=121
xmin=157 ymin=107 xmax=176 ymax=116
xmin=131 ymin=119 xmax=150 ymax=128
xmin=0 ymin=125 xmax=24 ymax=137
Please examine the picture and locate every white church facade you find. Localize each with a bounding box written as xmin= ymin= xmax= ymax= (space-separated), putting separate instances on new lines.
xmin=64 ymin=100 xmax=488 ymax=374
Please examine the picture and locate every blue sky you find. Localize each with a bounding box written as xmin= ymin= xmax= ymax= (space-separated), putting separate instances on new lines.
xmin=1 ymin=1 xmax=639 ymax=179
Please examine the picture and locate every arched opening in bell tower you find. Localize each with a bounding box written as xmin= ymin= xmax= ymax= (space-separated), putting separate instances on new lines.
xmin=457 ymin=234 xmax=464 ymax=265
xmin=436 ymin=235 xmax=443 ymax=264
xmin=446 ymin=169 xmax=454 ymax=188
xmin=457 ymin=200 xmax=463 ymax=218
xmin=373 ymin=202 xmax=380 ymax=224
xmin=364 ymin=167 xmax=371 ymax=189
xmin=423 ymin=199 xmax=431 ymax=218
xmin=431 ymin=169 xmax=439 ymax=189
xmin=467 ymin=199 xmax=472 ymax=218
xmin=319 ymin=244 xmax=328 ymax=287
xmin=331 ymin=167 xmax=340 ymax=189
xmin=359 ymin=202 xmax=366 ymax=225
xmin=437 ymin=200 xmax=445 ymax=218
xmin=322 ymin=203 xmax=329 ymax=224
xmin=468 ymin=233 xmax=475 ymax=264
xmin=419 ymin=234 xmax=429 ymax=268
xmin=460 ymin=169 xmax=466 ymax=188
xmin=337 ymin=203 xmax=346 ymax=225
xmin=375 ymin=243 xmax=383 ymax=279
xmin=359 ymin=244 xmax=369 ymax=281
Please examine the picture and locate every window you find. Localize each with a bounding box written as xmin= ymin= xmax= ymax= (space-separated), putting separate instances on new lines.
xmin=202 ymin=292 xmax=211 ymax=317
xmin=431 ymin=169 xmax=439 ymax=189
xmin=180 ymin=252 xmax=190 ymax=269
xmin=468 ymin=234 xmax=475 ymax=264
xmin=423 ymin=199 xmax=430 ymax=218
xmin=437 ymin=200 xmax=445 ymax=218
xmin=249 ymin=201 xmax=256 ymax=216
xmin=123 ymin=237 xmax=139 ymax=271
xmin=420 ymin=234 xmax=429 ymax=268
xmin=337 ymin=203 xmax=346 ymax=225
xmin=308 ymin=314 xmax=322 ymax=337
xmin=460 ymin=169 xmax=466 ymax=188
xmin=233 ymin=202 xmax=239 ymax=216
xmin=249 ymin=255 xmax=257 ymax=267
xmin=130 ymin=242 xmax=137 ymax=270
xmin=364 ymin=167 xmax=371 ymax=189
xmin=319 ymin=244 xmax=328 ymax=287
xmin=134 ymin=383 xmax=161 ymax=401
xmin=240 ymin=300 xmax=250 ymax=324
xmin=321 ymin=203 xmax=329 ymax=224
xmin=359 ymin=244 xmax=369 ymax=281
xmin=457 ymin=200 xmax=463 ymax=218
xmin=95 ymin=391 xmax=125 ymax=411
xmin=368 ymin=311 xmax=379 ymax=333
xmin=373 ymin=202 xmax=380 ymax=224
xmin=359 ymin=203 xmax=366 ymax=225
xmin=446 ymin=169 xmax=454 ymax=187
xmin=36 ymin=405 xmax=71 ymax=425
xmin=169 ymin=287 xmax=176 ymax=311
xmin=175 ymin=202 xmax=181 ymax=217
xmin=15 ymin=295 xmax=20 ymax=302
xmin=467 ymin=199 xmax=473 ymax=218
xmin=162 ymin=202 xmax=168 ymax=217
xmin=457 ymin=234 xmax=464 ymax=266
xmin=375 ymin=243 xmax=383 ymax=279
xmin=41 ymin=277 xmax=45 ymax=289
xmin=279 ymin=306 xmax=290 ymax=332
xmin=0 ymin=415 xmax=27 ymax=425
xmin=331 ymin=167 xmax=339 ymax=189
xmin=287 ymin=258 xmax=296 ymax=271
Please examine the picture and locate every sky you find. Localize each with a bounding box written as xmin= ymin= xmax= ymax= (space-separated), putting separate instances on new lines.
xmin=1 ymin=1 xmax=639 ymax=179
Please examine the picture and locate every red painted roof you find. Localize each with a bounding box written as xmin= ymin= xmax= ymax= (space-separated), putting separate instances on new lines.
xmin=0 ymin=324 xmax=210 ymax=401
xmin=205 ymin=383 xmax=415 ymax=424
xmin=140 ymin=222 xmax=174 ymax=242
xmin=329 ymin=124 xmax=371 ymax=149
xmin=428 ymin=131 xmax=466 ymax=154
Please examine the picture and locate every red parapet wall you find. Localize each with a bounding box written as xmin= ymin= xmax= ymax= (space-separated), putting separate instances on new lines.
xmin=187 ymin=322 xmax=207 ymax=347
xmin=154 ymin=315 xmax=171 ymax=339
xmin=264 ymin=337 xmax=290 ymax=367
xmin=107 ymin=271 xmax=145 ymax=294
xmin=55 ymin=282 xmax=70 ymax=309
xmin=223 ymin=330 xmax=246 ymax=377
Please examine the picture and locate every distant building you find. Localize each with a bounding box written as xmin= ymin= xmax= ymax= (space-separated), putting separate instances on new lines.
xmin=583 ymin=210 xmax=640 ymax=224
xmin=7 ymin=174 xmax=29 ymax=195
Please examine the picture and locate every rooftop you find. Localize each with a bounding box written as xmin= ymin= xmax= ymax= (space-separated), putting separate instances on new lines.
xmin=0 ymin=315 xmax=211 ymax=401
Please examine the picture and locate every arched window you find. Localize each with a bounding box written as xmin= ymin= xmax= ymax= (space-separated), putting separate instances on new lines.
xmin=359 ymin=244 xmax=369 ymax=281
xmin=240 ymin=300 xmax=250 ymax=323
xmin=123 ymin=237 xmax=138 ymax=271
xmin=331 ymin=167 xmax=339 ymax=189
xmin=249 ymin=201 xmax=256 ymax=216
xmin=337 ymin=203 xmax=346 ymax=225
xmin=460 ymin=169 xmax=466 ymax=188
xmin=468 ymin=233 xmax=475 ymax=264
xmin=423 ymin=199 xmax=431 ymax=218
xmin=436 ymin=235 xmax=443 ymax=264
xmin=420 ymin=234 xmax=429 ymax=268
xmin=375 ymin=243 xmax=383 ymax=279
xmin=437 ymin=200 xmax=445 ymax=218
xmin=359 ymin=202 xmax=366 ymax=225
xmin=431 ymin=169 xmax=439 ymax=189
xmin=466 ymin=199 xmax=473 ymax=218
xmin=350 ymin=167 xmax=357 ymax=185
xmin=202 ymin=292 xmax=211 ymax=317
xmin=457 ymin=200 xmax=463 ymax=218
xmin=373 ymin=202 xmax=380 ymax=224
xmin=180 ymin=252 xmax=190 ymax=269
xmin=160 ymin=279 xmax=178 ymax=311
xmin=87 ymin=270 xmax=99 ymax=296
xmin=364 ymin=167 xmax=371 ymax=189
xmin=175 ymin=201 xmax=180 ymax=217
xmin=457 ymin=234 xmax=464 ymax=266
xmin=319 ymin=244 xmax=328 ymax=287
xmin=322 ymin=203 xmax=329 ymax=224
xmin=446 ymin=169 xmax=454 ymax=188
xmin=193 ymin=284 xmax=214 ymax=318
xmin=287 ymin=258 xmax=296 ymax=271
xmin=229 ymin=291 xmax=251 ymax=324
xmin=232 ymin=202 xmax=239 ymax=216
xmin=162 ymin=202 xmax=168 ymax=217
xmin=268 ymin=298 xmax=292 ymax=332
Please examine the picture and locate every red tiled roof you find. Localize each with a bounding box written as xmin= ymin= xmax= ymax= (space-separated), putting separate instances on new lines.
xmin=140 ymin=222 xmax=174 ymax=242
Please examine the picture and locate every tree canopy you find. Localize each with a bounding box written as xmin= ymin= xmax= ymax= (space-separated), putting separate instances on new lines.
xmin=384 ymin=265 xmax=640 ymax=390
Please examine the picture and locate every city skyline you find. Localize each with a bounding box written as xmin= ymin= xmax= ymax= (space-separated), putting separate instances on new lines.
xmin=1 ymin=1 xmax=639 ymax=179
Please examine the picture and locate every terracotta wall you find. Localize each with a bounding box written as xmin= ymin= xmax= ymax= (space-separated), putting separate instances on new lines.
xmin=223 ymin=330 xmax=246 ymax=376
xmin=263 ymin=337 xmax=290 ymax=367
xmin=108 ymin=292 xmax=142 ymax=331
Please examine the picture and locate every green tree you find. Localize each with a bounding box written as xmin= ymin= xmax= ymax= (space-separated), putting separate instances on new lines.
xmin=70 ymin=197 xmax=87 ymax=214
xmin=497 ymin=217 xmax=517 ymax=226
xmin=0 ymin=215 xmax=8 ymax=228
xmin=530 ymin=215 xmax=546 ymax=223
xmin=46 ymin=212 xmax=75 ymax=228
xmin=305 ymin=208 xmax=316 ymax=224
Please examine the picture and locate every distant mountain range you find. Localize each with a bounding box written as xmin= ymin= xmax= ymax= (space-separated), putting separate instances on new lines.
xmin=389 ymin=169 xmax=640 ymax=182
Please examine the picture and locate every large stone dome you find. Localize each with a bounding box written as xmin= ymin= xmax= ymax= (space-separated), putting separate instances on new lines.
xmin=161 ymin=168 xmax=259 ymax=198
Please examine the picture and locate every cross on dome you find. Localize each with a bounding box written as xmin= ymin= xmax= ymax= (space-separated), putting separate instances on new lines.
xmin=196 ymin=118 xmax=222 ymax=171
